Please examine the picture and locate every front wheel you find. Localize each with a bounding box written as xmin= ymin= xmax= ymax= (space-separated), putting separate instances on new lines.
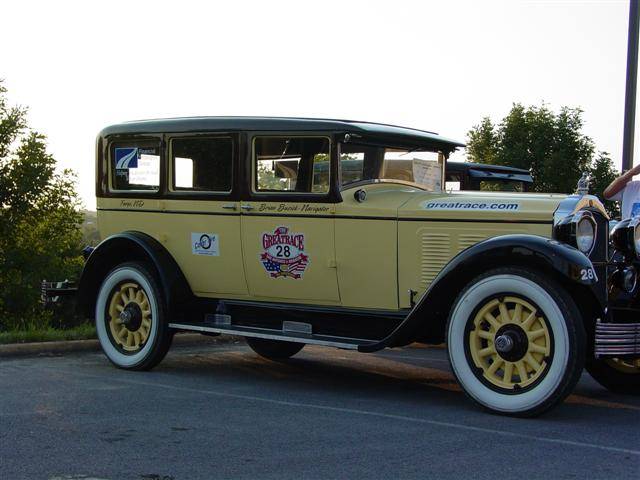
xmin=447 ymin=267 xmax=585 ymax=417
xmin=95 ymin=262 xmax=172 ymax=370
xmin=586 ymin=358 xmax=640 ymax=394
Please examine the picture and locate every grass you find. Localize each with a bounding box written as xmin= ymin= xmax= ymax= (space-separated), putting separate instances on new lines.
xmin=0 ymin=323 xmax=96 ymax=344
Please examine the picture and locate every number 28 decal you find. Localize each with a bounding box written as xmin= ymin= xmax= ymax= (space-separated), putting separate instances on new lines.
xmin=260 ymin=226 xmax=309 ymax=279
xmin=580 ymin=268 xmax=597 ymax=282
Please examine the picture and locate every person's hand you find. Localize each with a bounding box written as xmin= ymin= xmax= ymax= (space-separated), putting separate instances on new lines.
xmin=630 ymin=164 xmax=640 ymax=176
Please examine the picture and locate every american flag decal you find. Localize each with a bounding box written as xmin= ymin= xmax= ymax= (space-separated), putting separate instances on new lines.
xmin=260 ymin=226 xmax=309 ymax=279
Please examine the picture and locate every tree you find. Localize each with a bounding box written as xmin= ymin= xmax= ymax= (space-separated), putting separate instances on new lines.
xmin=589 ymin=153 xmax=620 ymax=218
xmin=466 ymin=117 xmax=498 ymax=166
xmin=0 ymin=80 xmax=84 ymax=331
xmin=466 ymin=103 xmax=619 ymax=216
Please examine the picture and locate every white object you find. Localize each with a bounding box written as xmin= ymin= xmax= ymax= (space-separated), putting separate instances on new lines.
xmin=610 ymin=179 xmax=640 ymax=219
xmin=191 ymin=233 xmax=220 ymax=256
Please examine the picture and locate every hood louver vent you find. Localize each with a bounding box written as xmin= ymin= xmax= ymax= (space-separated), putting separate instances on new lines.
xmin=420 ymin=232 xmax=488 ymax=287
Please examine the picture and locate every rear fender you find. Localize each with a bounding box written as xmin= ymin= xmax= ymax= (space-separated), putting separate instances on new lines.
xmin=76 ymin=231 xmax=192 ymax=320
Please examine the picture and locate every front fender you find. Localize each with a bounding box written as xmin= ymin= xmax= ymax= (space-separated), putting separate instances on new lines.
xmin=440 ymin=234 xmax=599 ymax=285
xmin=358 ymin=234 xmax=602 ymax=353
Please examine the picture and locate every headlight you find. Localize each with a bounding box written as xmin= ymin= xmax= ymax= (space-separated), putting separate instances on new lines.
xmin=575 ymin=215 xmax=596 ymax=254
xmin=631 ymin=217 xmax=640 ymax=258
xmin=554 ymin=209 xmax=597 ymax=255
xmin=610 ymin=217 xmax=640 ymax=258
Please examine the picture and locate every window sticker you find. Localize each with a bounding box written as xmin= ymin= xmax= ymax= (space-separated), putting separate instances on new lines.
xmin=260 ymin=226 xmax=309 ymax=279
xmin=191 ymin=233 xmax=220 ymax=256
xmin=412 ymin=159 xmax=442 ymax=190
xmin=115 ymin=147 xmax=139 ymax=169
xmin=128 ymin=153 xmax=160 ymax=186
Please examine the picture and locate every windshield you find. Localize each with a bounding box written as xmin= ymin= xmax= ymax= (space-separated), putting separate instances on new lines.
xmin=338 ymin=142 xmax=444 ymax=191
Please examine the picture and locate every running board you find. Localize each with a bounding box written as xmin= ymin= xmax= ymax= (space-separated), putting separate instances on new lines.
xmin=168 ymin=322 xmax=373 ymax=350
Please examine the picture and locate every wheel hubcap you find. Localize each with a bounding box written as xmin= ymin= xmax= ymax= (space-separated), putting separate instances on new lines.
xmin=468 ymin=296 xmax=552 ymax=391
xmin=119 ymin=302 xmax=143 ymax=331
xmin=494 ymin=334 xmax=514 ymax=353
xmin=107 ymin=282 xmax=152 ymax=352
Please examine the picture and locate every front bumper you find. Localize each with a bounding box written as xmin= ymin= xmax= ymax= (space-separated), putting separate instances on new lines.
xmin=594 ymin=321 xmax=640 ymax=358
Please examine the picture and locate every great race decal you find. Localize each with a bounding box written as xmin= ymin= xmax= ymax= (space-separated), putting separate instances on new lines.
xmin=260 ymin=227 xmax=309 ymax=279
xmin=423 ymin=201 xmax=520 ymax=211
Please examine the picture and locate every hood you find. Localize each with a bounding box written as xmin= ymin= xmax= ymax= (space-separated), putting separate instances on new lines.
xmin=398 ymin=190 xmax=569 ymax=223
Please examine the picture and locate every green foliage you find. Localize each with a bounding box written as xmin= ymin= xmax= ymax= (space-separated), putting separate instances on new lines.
xmin=257 ymin=161 xmax=288 ymax=190
xmin=466 ymin=117 xmax=498 ymax=166
xmin=466 ymin=103 xmax=619 ymax=216
xmin=0 ymin=80 xmax=84 ymax=331
xmin=81 ymin=210 xmax=101 ymax=246
xmin=589 ymin=153 xmax=620 ymax=218
xmin=0 ymin=322 xmax=95 ymax=344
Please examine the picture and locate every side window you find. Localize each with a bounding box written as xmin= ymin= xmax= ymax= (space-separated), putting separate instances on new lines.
xmin=254 ymin=136 xmax=330 ymax=193
xmin=339 ymin=151 xmax=364 ymax=186
xmin=171 ymin=137 xmax=233 ymax=192
xmin=110 ymin=141 xmax=160 ymax=191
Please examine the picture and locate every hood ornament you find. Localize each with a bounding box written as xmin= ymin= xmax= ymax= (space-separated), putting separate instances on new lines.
xmin=577 ymin=171 xmax=590 ymax=195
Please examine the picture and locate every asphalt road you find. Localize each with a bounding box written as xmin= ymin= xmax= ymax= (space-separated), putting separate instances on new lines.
xmin=1 ymin=339 xmax=639 ymax=480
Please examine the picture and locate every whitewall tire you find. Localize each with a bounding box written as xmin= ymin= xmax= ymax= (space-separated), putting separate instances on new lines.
xmin=447 ymin=267 xmax=585 ymax=417
xmin=95 ymin=262 xmax=172 ymax=370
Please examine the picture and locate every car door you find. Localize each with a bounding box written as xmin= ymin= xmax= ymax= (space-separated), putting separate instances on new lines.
xmin=162 ymin=134 xmax=248 ymax=296
xmin=240 ymin=134 xmax=340 ymax=303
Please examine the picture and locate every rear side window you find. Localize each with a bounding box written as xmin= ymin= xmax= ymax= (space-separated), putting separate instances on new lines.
xmin=171 ymin=137 xmax=233 ymax=192
xmin=110 ymin=141 xmax=160 ymax=191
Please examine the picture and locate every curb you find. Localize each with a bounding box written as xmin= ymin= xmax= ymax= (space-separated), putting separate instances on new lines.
xmin=0 ymin=333 xmax=241 ymax=359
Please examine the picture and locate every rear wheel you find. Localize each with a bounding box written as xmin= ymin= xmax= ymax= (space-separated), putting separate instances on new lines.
xmin=447 ymin=267 xmax=585 ymax=417
xmin=586 ymin=357 xmax=640 ymax=394
xmin=95 ymin=262 xmax=172 ymax=370
xmin=246 ymin=337 xmax=304 ymax=360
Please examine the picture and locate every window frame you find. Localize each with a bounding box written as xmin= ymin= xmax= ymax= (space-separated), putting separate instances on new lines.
xmin=247 ymin=132 xmax=340 ymax=203
xmin=167 ymin=134 xmax=235 ymax=197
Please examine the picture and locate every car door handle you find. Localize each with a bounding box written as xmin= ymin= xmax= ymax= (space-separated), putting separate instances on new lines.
xmin=240 ymin=204 xmax=254 ymax=211
xmin=222 ymin=203 xmax=237 ymax=210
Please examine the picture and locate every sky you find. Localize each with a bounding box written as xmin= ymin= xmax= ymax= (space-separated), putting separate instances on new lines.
xmin=1 ymin=0 xmax=637 ymax=209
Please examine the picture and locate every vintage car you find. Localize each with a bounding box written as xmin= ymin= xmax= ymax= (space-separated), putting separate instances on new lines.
xmin=44 ymin=117 xmax=639 ymax=416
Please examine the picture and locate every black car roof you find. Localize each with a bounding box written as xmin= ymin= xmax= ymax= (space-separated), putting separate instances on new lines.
xmin=99 ymin=116 xmax=465 ymax=153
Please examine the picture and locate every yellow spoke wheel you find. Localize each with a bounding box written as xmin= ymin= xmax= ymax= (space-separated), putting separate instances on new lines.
xmin=107 ymin=282 xmax=153 ymax=353
xmin=468 ymin=296 xmax=552 ymax=391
